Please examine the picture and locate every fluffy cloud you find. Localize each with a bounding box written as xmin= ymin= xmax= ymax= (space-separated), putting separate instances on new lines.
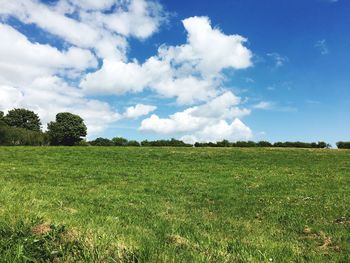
xmin=80 ymin=16 xmax=252 ymax=104
xmin=123 ymin=104 xmax=157 ymax=119
xmin=181 ymin=119 xmax=252 ymax=144
xmin=0 ymin=1 xmax=255 ymax=141
xmin=0 ymin=0 xmax=165 ymax=60
xmin=0 ymin=23 xmax=97 ymax=86
xmin=81 ymin=60 xmax=146 ymax=94
xmin=0 ymin=0 xmax=166 ymax=136
xmin=139 ymin=91 xmax=252 ymax=142
xmin=0 ymin=76 xmax=121 ymax=135
xmin=89 ymin=0 xmax=166 ymax=39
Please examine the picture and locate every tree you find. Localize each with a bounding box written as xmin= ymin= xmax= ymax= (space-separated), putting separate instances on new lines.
xmin=112 ymin=137 xmax=128 ymax=146
xmin=89 ymin=137 xmax=114 ymax=146
xmin=4 ymin=108 xmax=41 ymax=131
xmin=336 ymin=141 xmax=350 ymax=149
xmin=0 ymin=111 xmax=5 ymax=126
xmin=47 ymin=112 xmax=87 ymax=146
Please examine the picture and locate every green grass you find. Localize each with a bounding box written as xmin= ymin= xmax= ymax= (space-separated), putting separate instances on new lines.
xmin=0 ymin=147 xmax=349 ymax=262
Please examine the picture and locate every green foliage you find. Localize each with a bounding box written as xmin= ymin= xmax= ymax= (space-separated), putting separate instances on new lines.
xmin=89 ymin=137 xmax=114 ymax=146
xmin=127 ymin=140 xmax=140 ymax=147
xmin=0 ymin=147 xmax=349 ymax=262
xmin=257 ymin=141 xmax=273 ymax=147
xmin=336 ymin=141 xmax=350 ymax=149
xmin=47 ymin=112 xmax=87 ymax=146
xmin=4 ymin=108 xmax=41 ymax=131
xmin=273 ymin=141 xmax=329 ymax=148
xmin=0 ymin=125 xmax=48 ymax=146
xmin=141 ymin=138 xmax=192 ymax=147
xmin=112 ymin=137 xmax=128 ymax=146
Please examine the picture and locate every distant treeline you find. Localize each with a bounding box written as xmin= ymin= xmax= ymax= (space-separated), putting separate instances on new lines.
xmin=1 ymin=108 xmax=349 ymax=149
xmin=194 ymin=140 xmax=331 ymax=148
xmin=89 ymin=137 xmax=192 ymax=147
xmin=88 ymin=138 xmax=340 ymax=149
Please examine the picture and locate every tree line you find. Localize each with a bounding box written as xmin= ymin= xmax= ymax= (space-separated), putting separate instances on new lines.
xmin=0 ymin=108 xmax=349 ymax=149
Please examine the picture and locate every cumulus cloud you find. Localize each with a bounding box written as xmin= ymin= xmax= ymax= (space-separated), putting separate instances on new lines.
xmin=80 ymin=16 xmax=253 ymax=104
xmin=139 ymin=91 xmax=252 ymax=142
xmin=0 ymin=76 xmax=121 ymax=135
xmin=181 ymin=119 xmax=252 ymax=144
xmin=0 ymin=0 xmax=166 ymax=60
xmin=0 ymin=23 xmax=97 ymax=86
xmin=0 ymin=1 xmax=255 ymax=141
xmin=123 ymin=104 xmax=157 ymax=119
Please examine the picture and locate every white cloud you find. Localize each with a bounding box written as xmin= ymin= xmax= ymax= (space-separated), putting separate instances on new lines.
xmin=0 ymin=1 xmax=256 ymax=139
xmin=315 ymin=39 xmax=329 ymax=55
xmin=0 ymin=76 xmax=121 ymax=135
xmin=65 ymin=0 xmax=116 ymax=11
xmin=0 ymin=0 xmax=168 ymax=136
xmin=139 ymin=91 xmax=252 ymax=142
xmin=0 ymin=0 xmax=166 ymax=60
xmin=81 ymin=16 xmax=252 ymax=104
xmin=181 ymin=119 xmax=252 ymax=144
xmin=0 ymin=23 xmax=97 ymax=86
xmin=89 ymin=0 xmax=167 ymax=39
xmin=253 ymin=101 xmax=273 ymax=110
xmin=123 ymin=104 xmax=157 ymax=119
xmin=0 ymin=85 xmax=24 ymax=110
xmin=267 ymin=52 xmax=288 ymax=67
xmin=81 ymin=59 xmax=146 ymax=94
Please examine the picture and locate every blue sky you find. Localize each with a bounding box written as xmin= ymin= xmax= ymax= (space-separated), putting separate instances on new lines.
xmin=0 ymin=0 xmax=349 ymax=145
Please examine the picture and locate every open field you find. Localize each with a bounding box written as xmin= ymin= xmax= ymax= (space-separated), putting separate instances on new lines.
xmin=0 ymin=147 xmax=349 ymax=262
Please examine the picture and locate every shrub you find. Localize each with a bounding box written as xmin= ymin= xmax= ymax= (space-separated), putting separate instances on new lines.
xmin=0 ymin=125 xmax=48 ymax=146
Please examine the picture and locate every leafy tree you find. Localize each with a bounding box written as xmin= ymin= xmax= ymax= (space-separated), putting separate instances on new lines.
xmin=90 ymin=137 xmax=114 ymax=146
xmin=112 ymin=137 xmax=128 ymax=146
xmin=0 ymin=111 xmax=5 ymax=126
xmin=336 ymin=141 xmax=350 ymax=149
xmin=257 ymin=141 xmax=273 ymax=147
xmin=47 ymin=112 xmax=87 ymax=146
xmin=127 ymin=140 xmax=140 ymax=147
xmin=4 ymin=108 xmax=41 ymax=131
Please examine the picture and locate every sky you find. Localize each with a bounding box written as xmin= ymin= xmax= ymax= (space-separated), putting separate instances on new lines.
xmin=0 ymin=0 xmax=349 ymax=145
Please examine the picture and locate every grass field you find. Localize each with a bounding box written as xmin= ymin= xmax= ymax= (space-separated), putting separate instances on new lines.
xmin=0 ymin=147 xmax=349 ymax=262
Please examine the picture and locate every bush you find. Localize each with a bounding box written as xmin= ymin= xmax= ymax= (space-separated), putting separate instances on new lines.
xmin=0 ymin=125 xmax=48 ymax=146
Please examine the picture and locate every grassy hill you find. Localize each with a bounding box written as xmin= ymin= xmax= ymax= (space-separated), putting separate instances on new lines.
xmin=0 ymin=147 xmax=349 ymax=262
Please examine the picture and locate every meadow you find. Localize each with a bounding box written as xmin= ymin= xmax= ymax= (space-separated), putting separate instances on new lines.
xmin=0 ymin=147 xmax=349 ymax=262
